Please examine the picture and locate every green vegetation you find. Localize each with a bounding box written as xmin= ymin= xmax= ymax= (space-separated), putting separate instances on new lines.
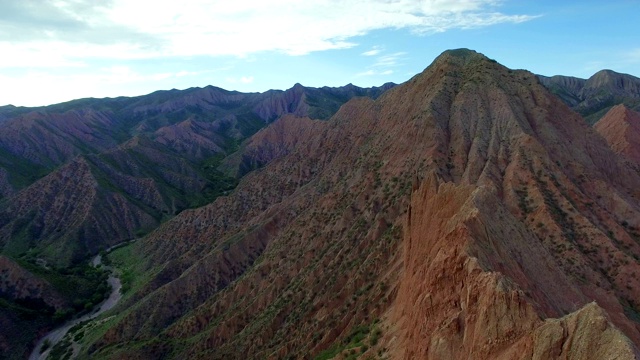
xmin=0 ymin=146 xmax=51 ymax=190
xmin=40 ymin=339 xmax=51 ymax=353
xmin=104 ymin=242 xmax=148 ymax=297
xmin=515 ymin=187 xmax=533 ymax=216
xmin=192 ymin=153 xmax=239 ymax=208
xmin=48 ymin=336 xmax=73 ymax=360
xmin=0 ymin=252 xmax=110 ymax=360
xmin=13 ymin=252 xmax=111 ymax=320
xmin=0 ymin=297 xmax=54 ymax=320
xmin=314 ymin=322 xmax=382 ymax=360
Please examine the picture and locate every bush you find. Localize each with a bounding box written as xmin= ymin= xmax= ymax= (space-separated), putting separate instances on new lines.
xmin=40 ymin=339 xmax=51 ymax=353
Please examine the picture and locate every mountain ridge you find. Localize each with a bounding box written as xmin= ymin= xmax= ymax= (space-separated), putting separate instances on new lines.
xmin=2 ymin=48 xmax=640 ymax=359
xmin=75 ymin=49 xmax=640 ymax=359
xmin=538 ymin=69 xmax=640 ymax=124
xmin=0 ymin=82 xmax=395 ymax=358
xmin=0 ymin=81 xmax=393 ymax=267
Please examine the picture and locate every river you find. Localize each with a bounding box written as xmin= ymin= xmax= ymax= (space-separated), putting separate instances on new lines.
xmin=28 ymin=254 xmax=122 ymax=360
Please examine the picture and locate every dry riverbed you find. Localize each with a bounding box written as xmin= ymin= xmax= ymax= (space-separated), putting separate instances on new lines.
xmin=29 ymin=254 xmax=122 ymax=360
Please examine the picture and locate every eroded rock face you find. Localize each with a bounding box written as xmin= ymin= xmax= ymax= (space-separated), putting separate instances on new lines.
xmin=221 ymin=115 xmax=325 ymax=177
xmin=595 ymin=104 xmax=640 ymax=166
xmin=84 ymin=49 xmax=640 ymax=359
xmin=523 ymin=303 xmax=639 ymax=359
xmin=391 ymin=176 xmax=639 ymax=359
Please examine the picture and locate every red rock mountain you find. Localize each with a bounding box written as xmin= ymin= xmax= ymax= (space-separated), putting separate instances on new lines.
xmin=0 ymin=83 xmax=390 ymax=267
xmin=0 ymin=83 xmax=392 ymax=359
xmin=77 ymin=49 xmax=640 ymax=359
xmin=595 ymin=104 xmax=640 ymax=167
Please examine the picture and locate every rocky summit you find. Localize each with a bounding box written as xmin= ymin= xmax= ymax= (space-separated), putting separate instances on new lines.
xmin=2 ymin=49 xmax=640 ymax=359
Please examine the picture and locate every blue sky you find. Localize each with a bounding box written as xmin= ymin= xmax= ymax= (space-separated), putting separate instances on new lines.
xmin=1 ymin=0 xmax=639 ymax=107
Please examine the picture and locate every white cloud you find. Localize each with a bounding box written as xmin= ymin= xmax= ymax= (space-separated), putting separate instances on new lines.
xmin=362 ymin=46 xmax=382 ymax=56
xmin=0 ymin=68 xmax=209 ymax=106
xmin=240 ymin=76 xmax=254 ymax=84
xmin=356 ymin=69 xmax=394 ymax=77
xmin=357 ymin=50 xmax=405 ymax=77
xmin=372 ymin=52 xmax=407 ymax=67
xmin=176 ymin=70 xmax=198 ymax=77
xmin=623 ymin=49 xmax=640 ymax=64
xmin=357 ymin=70 xmax=376 ymax=76
xmin=0 ymin=0 xmax=537 ymax=68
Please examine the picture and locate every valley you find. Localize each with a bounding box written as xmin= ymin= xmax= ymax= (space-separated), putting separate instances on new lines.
xmin=29 ymin=253 xmax=122 ymax=360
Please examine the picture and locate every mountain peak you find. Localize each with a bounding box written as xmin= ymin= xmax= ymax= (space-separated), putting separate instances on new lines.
xmin=583 ymin=69 xmax=640 ymax=97
xmin=439 ymin=48 xmax=481 ymax=58
xmin=404 ymin=47 xmax=535 ymax=103
xmin=432 ymin=48 xmax=491 ymax=66
xmin=421 ymin=48 xmax=511 ymax=79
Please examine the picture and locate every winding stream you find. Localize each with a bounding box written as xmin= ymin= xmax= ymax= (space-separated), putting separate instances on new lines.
xmin=28 ymin=254 xmax=122 ymax=360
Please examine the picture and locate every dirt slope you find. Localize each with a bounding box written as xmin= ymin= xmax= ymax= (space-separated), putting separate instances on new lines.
xmin=595 ymin=104 xmax=640 ymax=166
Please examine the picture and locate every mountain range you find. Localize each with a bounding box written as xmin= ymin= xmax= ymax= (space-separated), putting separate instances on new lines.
xmin=2 ymin=49 xmax=640 ymax=359
xmin=0 ymin=82 xmax=393 ymax=358
xmin=538 ymin=69 xmax=640 ymax=124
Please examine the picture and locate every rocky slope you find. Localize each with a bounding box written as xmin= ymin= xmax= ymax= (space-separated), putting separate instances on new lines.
xmin=76 ymin=49 xmax=640 ymax=359
xmin=0 ymin=83 xmax=392 ymax=359
xmin=539 ymin=70 xmax=640 ymax=124
xmin=0 ymin=256 xmax=68 ymax=358
xmin=595 ymin=105 xmax=640 ymax=167
xmin=0 ymin=156 xmax=163 ymax=264
xmin=0 ymin=83 xmax=390 ymax=265
xmin=0 ymin=83 xmax=392 ymax=194
xmin=0 ymin=256 xmax=67 ymax=309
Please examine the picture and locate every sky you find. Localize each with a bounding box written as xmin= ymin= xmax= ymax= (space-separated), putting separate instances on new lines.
xmin=0 ymin=0 xmax=639 ymax=107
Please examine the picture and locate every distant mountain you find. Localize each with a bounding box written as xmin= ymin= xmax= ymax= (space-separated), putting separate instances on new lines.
xmin=0 ymin=82 xmax=393 ymax=268
xmin=538 ymin=70 xmax=640 ymax=124
xmin=0 ymin=83 xmax=393 ymax=192
xmin=80 ymin=49 xmax=640 ymax=359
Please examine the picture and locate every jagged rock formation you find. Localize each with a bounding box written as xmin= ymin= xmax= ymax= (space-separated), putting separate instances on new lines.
xmin=392 ymin=177 xmax=638 ymax=359
xmin=76 ymin=49 xmax=640 ymax=359
xmin=595 ymin=105 xmax=640 ymax=167
xmin=538 ymin=70 xmax=640 ymax=124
